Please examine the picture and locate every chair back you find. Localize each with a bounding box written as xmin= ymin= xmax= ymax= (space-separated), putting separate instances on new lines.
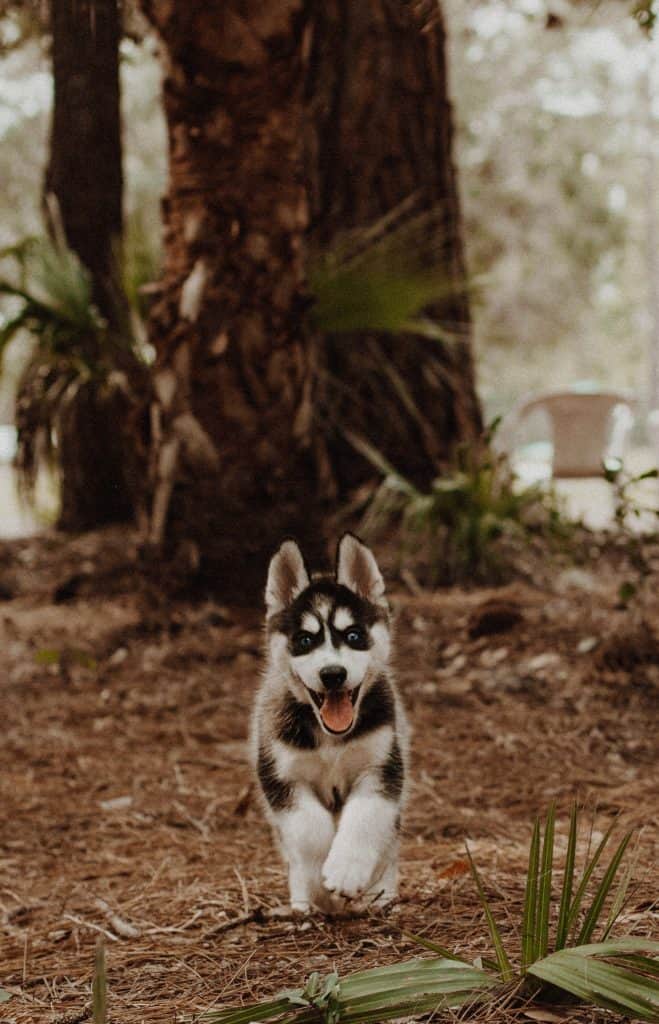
xmin=499 ymin=390 xmax=634 ymax=478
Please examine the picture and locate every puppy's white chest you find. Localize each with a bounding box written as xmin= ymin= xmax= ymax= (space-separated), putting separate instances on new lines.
xmin=273 ymin=728 xmax=392 ymax=810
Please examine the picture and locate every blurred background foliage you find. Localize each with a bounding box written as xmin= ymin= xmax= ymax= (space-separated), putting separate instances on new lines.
xmin=446 ymin=0 xmax=658 ymax=415
xmin=0 ymin=0 xmax=657 ymax=431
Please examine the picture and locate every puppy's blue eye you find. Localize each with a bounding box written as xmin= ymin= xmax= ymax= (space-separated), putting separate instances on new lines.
xmin=293 ymin=631 xmax=314 ymax=654
xmin=345 ymin=627 xmax=365 ymax=647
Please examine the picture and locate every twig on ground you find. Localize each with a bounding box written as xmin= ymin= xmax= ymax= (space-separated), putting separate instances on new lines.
xmin=63 ymin=915 xmax=119 ymax=942
xmin=202 ymin=905 xmax=296 ymax=939
xmin=142 ymin=909 xmax=206 ymax=934
xmin=93 ymin=897 xmax=141 ymax=939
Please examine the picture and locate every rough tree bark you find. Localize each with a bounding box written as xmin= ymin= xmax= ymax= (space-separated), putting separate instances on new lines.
xmin=140 ymin=0 xmax=482 ymax=597
xmin=140 ymin=0 xmax=319 ymax=595
xmin=45 ymin=0 xmax=138 ymax=531
xmin=306 ymin=0 xmax=482 ymax=493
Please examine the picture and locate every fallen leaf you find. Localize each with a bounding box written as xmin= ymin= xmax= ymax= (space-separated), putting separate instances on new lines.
xmin=437 ymin=858 xmax=469 ymax=880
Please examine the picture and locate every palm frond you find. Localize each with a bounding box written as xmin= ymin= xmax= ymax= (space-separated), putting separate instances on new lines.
xmin=204 ymin=959 xmax=498 ymax=1024
xmin=1 ymin=228 xmax=146 ymax=518
xmin=404 ymin=932 xmax=469 ymax=962
xmin=310 ymin=199 xmax=466 ymax=340
xmin=537 ymin=802 xmax=555 ymax=959
xmin=206 ymin=807 xmax=652 ymax=1024
xmin=465 ymin=843 xmax=514 ymax=982
xmin=342 ymin=430 xmax=420 ymax=497
xmin=555 ymin=803 xmax=578 ymax=950
xmin=576 ymin=830 xmax=634 ymax=945
xmin=601 ymin=847 xmax=639 ymax=942
xmin=563 ymin=821 xmax=617 ymax=941
xmin=522 ymin=816 xmax=541 ymax=969
xmin=528 ymin=941 xmax=659 ymax=1022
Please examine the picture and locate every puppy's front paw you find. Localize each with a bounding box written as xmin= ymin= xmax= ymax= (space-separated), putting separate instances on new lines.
xmin=322 ymin=849 xmax=375 ymax=899
xmin=289 ymin=900 xmax=312 ymax=914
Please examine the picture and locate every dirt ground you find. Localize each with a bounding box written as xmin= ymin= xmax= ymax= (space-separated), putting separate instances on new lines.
xmin=1 ymin=528 xmax=657 ymax=1024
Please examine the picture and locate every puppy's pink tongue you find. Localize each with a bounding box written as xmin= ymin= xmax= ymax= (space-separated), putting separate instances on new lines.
xmin=320 ymin=691 xmax=354 ymax=732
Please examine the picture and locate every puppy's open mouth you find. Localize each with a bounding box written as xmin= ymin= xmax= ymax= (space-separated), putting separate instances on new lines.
xmin=307 ymin=685 xmax=360 ymax=734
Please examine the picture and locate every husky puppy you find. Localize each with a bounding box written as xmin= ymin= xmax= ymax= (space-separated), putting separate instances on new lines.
xmin=251 ymin=533 xmax=408 ymax=913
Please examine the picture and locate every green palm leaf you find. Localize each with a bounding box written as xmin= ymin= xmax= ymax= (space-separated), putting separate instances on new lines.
xmin=537 ymin=802 xmax=555 ymax=959
xmin=465 ymin=843 xmax=514 ymax=982
xmin=404 ymin=932 xmax=468 ymax=962
xmin=309 ymin=200 xmax=465 ymax=341
xmin=528 ymin=941 xmax=659 ymax=1022
xmin=204 ymin=959 xmax=497 ymax=1024
xmin=555 ymin=802 xmax=578 ymax=950
xmin=576 ymin=830 xmax=634 ymax=945
xmin=564 ymin=820 xmax=616 ymax=940
xmin=521 ymin=816 xmax=541 ymax=969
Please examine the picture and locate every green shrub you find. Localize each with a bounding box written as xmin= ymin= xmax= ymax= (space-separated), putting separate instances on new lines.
xmin=351 ymin=421 xmax=571 ymax=585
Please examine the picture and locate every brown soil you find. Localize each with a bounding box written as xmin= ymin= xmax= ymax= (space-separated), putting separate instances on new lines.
xmin=1 ymin=528 xmax=657 ymax=1024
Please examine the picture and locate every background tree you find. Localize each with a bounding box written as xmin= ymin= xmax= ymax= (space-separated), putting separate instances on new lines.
xmin=46 ymin=0 xmax=123 ymax=322
xmin=36 ymin=0 xmax=140 ymax=530
xmin=139 ymin=0 xmax=482 ymax=597
xmin=446 ymin=0 xmax=658 ymax=414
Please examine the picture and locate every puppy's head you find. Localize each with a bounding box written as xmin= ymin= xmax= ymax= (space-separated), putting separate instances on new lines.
xmin=265 ymin=534 xmax=390 ymax=736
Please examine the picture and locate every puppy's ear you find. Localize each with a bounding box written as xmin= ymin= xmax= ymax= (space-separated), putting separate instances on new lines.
xmin=336 ymin=533 xmax=386 ymax=605
xmin=265 ymin=539 xmax=310 ymax=615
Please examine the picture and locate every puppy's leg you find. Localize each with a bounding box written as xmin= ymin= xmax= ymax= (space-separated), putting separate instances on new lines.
xmin=365 ymin=855 xmax=399 ymax=907
xmin=276 ymin=786 xmax=336 ymax=912
xmin=322 ymin=777 xmax=400 ymax=900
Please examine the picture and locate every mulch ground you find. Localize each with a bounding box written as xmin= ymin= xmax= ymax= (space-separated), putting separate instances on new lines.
xmin=1 ymin=528 xmax=657 ymax=1024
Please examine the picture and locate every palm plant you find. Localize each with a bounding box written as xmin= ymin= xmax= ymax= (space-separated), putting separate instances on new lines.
xmin=310 ymin=203 xmax=464 ymax=342
xmin=0 ymin=224 xmax=148 ymax=527
xmin=458 ymin=803 xmax=657 ymax=1017
xmin=308 ymin=199 xmax=483 ymax=502
xmin=204 ymin=805 xmax=658 ymax=1024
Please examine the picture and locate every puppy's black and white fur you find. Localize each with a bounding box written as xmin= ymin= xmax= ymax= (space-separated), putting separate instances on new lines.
xmin=251 ymin=534 xmax=408 ymax=913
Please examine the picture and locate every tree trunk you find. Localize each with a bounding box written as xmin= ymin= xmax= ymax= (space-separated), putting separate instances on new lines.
xmin=46 ymin=0 xmax=123 ymax=322
xmin=140 ymin=0 xmax=482 ymax=597
xmin=56 ymin=379 xmax=138 ymax=531
xmin=140 ymin=1 xmax=321 ymax=594
xmin=45 ymin=0 xmax=140 ymax=531
xmin=306 ymin=0 xmax=482 ymax=493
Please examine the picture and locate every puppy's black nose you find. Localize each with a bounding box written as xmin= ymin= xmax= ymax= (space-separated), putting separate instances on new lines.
xmin=319 ymin=665 xmax=347 ymax=690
